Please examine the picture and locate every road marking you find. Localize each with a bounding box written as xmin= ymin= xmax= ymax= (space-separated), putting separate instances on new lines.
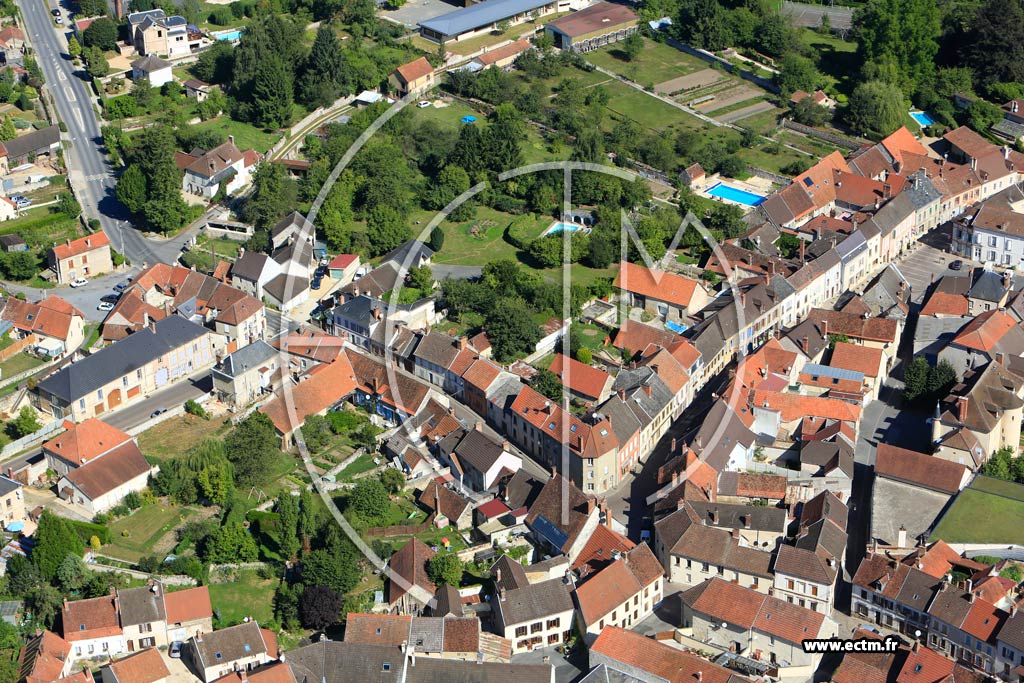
xmin=64 ymin=85 xmax=75 ymax=102
xmin=57 ymin=70 xmax=65 ymax=81
xmin=74 ymin=109 xmax=83 ymax=129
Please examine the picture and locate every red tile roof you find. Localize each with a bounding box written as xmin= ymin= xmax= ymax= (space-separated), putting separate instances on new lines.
xmin=62 ymin=595 xmax=121 ymax=642
xmin=610 ymin=319 xmax=678 ymax=352
xmin=461 ymin=358 xmax=502 ymax=392
xmin=875 ymin=444 xmax=966 ymax=495
xmin=684 ymin=578 xmax=825 ymax=644
xmin=571 ymin=523 xmax=634 ymax=573
xmin=476 ymin=39 xmax=531 ymax=65
xmin=475 ymin=498 xmax=511 ymax=520
xmin=881 ymin=126 xmax=929 ymax=165
xmin=387 ymin=538 xmax=436 ymax=605
xmin=614 ymin=261 xmax=704 ymax=309
xmin=63 ymin=441 xmax=151 ymax=500
xmin=897 ymin=645 xmax=955 ymax=683
xmin=921 ymin=290 xmax=969 ymax=317
xmin=952 ymin=310 xmax=1017 ymax=352
xmin=104 ymin=648 xmax=170 ymax=683
xmin=164 ymin=586 xmax=213 ymax=624
xmin=343 ymin=613 xmax=411 ymax=645
xmin=50 ymin=232 xmax=110 ymax=261
xmin=548 ymin=353 xmax=611 ymax=401
xmin=213 ymin=661 xmax=296 ymax=683
xmin=328 ymin=254 xmax=359 ymax=269
xmin=394 ymin=57 xmax=433 ymax=83
xmin=43 ymin=418 xmax=132 ymax=466
xmin=590 ymin=627 xmax=747 ymax=683
xmin=260 ymin=355 xmax=357 ymax=435
xmin=20 ymin=630 xmax=71 ymax=683
xmin=752 ymin=389 xmax=861 ymax=423
xmin=830 ymin=341 xmax=884 ymax=378
xmin=1 ymin=295 xmax=83 ymax=342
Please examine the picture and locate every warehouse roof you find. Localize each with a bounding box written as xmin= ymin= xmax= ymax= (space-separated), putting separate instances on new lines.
xmin=419 ymin=0 xmax=553 ymax=37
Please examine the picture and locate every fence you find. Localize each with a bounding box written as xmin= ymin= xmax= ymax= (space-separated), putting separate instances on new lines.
xmin=90 ymin=562 xmax=198 ymax=585
xmin=781 ymin=119 xmax=866 ymax=150
xmin=747 ymin=166 xmax=791 ymax=186
xmin=665 ymin=38 xmax=779 ymax=94
xmin=0 ymin=334 xmax=35 ymax=364
xmin=364 ymin=513 xmax=436 ymax=538
xmin=0 ymin=418 xmax=62 ymax=459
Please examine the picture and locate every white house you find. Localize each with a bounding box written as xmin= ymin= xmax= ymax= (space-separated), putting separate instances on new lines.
xmin=492 ymin=579 xmax=575 ymax=654
xmin=130 ymin=55 xmax=173 ymax=88
xmin=56 ymin=440 xmax=156 ymax=516
xmin=230 ymin=250 xmax=283 ymax=301
xmin=175 ymin=137 xmax=259 ymax=199
xmin=62 ymin=594 xmax=125 ymax=663
xmin=188 ymin=621 xmax=277 ymax=683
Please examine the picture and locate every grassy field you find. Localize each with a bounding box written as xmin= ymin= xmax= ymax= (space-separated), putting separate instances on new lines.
xmin=208 ymin=569 xmax=277 ymax=626
xmin=970 ymin=476 xmax=1024 ymax=501
xmin=585 ymin=37 xmax=706 ymax=87
xmin=802 ymin=29 xmax=858 ymax=97
xmin=932 ymin=485 xmax=1024 ymax=544
xmin=334 ymin=453 xmax=379 ymax=481
xmin=106 ymin=503 xmax=196 ymax=562
xmin=432 ymin=207 xmax=545 ymax=266
xmin=190 ymin=116 xmax=282 ymax=153
xmin=603 ymin=80 xmax=702 ymax=132
xmin=0 ymin=207 xmax=82 ymax=251
xmin=0 ymin=352 xmax=45 ymax=380
xmin=137 ymin=414 xmax=233 ymax=461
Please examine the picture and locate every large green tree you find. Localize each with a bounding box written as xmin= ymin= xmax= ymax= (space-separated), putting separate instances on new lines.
xmin=676 ymin=0 xmax=732 ymax=50
xmin=224 ymin=413 xmax=281 ymax=485
xmin=299 ymin=26 xmax=344 ymax=108
xmin=846 ymin=80 xmax=906 ymax=139
xmin=426 ymin=552 xmax=463 ymax=587
xmin=275 ymin=493 xmax=301 ymax=561
xmin=853 ymin=0 xmax=941 ymax=92
xmin=251 ymin=54 xmax=294 ymax=129
xmin=33 ymin=512 xmax=84 ymax=581
xmin=485 ymin=298 xmax=542 ymax=362
xmin=966 ymin=0 xmax=1024 ymax=87
xmin=82 ymin=18 xmax=118 ymax=51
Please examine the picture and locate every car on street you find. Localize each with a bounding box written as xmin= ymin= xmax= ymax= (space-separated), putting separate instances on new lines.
xmin=50 ymin=7 xmax=60 ymax=15
xmin=169 ymin=641 xmax=183 ymax=658
xmin=417 ymin=100 xmax=431 ymax=108
xmin=54 ymin=15 xmax=62 ymax=23
xmin=311 ymin=277 xmax=322 ymax=290
xmin=96 ymin=301 xmax=114 ymax=311
xmin=949 ymin=259 xmax=963 ymax=270
xmin=100 ymin=294 xmax=119 ymax=304
xmin=149 ymin=408 xmax=166 ymax=418
xmin=315 ymin=264 xmax=328 ymax=278
xmin=113 ymin=281 xmax=130 ymax=292
xmin=69 ymin=278 xmax=88 ymax=288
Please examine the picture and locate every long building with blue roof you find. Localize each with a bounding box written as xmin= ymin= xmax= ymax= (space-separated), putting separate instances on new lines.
xmin=417 ymin=0 xmax=564 ymax=43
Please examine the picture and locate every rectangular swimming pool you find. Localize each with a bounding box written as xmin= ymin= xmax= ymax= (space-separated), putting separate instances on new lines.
xmin=213 ymin=29 xmax=244 ymax=42
xmin=542 ymin=222 xmax=587 ymax=237
xmin=707 ymin=183 xmax=766 ymax=207
xmin=910 ymin=111 xmax=936 ymax=127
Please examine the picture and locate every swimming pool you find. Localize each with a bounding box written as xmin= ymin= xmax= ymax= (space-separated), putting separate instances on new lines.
xmin=910 ymin=110 xmax=936 ymax=127
xmin=212 ymin=29 xmax=244 ymax=42
xmin=542 ymin=221 xmax=589 ymax=237
xmin=665 ymin=320 xmax=687 ymax=334
xmin=707 ymin=183 xmax=766 ymax=207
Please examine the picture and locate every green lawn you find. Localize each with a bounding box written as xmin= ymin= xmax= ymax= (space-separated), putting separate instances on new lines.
xmin=932 ymin=487 xmax=1024 ymax=544
xmin=190 ymin=116 xmax=282 ymax=153
xmin=208 ymin=569 xmax=277 ymax=626
xmin=335 ymin=453 xmax=378 ymax=481
xmin=106 ymin=503 xmax=196 ymax=563
xmin=585 ymin=37 xmax=706 ymax=88
xmin=432 ymin=207 xmax=545 ymax=267
xmin=970 ymin=476 xmax=1024 ymax=501
xmin=137 ymin=414 xmax=233 ymax=461
xmin=603 ymin=81 xmax=702 ymax=132
xmin=802 ymin=29 xmax=858 ymax=97
xmin=0 ymin=352 xmax=45 ymax=380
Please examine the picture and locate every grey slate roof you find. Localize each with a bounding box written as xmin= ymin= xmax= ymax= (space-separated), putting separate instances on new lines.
xmin=495 ymin=578 xmax=573 ymax=626
xmin=2 ymin=126 xmax=60 ymax=160
xmin=191 ymin=621 xmax=269 ymax=670
xmin=230 ymin=252 xmax=272 ymax=283
xmin=691 ymin=399 xmax=756 ymax=472
xmin=773 ymin=544 xmax=837 ymax=584
xmin=418 ymin=0 xmax=553 ymax=37
xmin=117 ymin=584 xmax=167 ymax=627
xmin=271 ymin=211 xmax=314 ymax=241
xmin=413 ymin=331 xmax=460 ymax=369
xmin=333 ymin=295 xmax=382 ymax=329
xmin=612 ymin=366 xmax=672 ymax=426
xmin=438 ymin=427 xmax=506 ymax=477
xmin=409 ymin=616 xmax=444 ymax=652
xmin=382 ymin=239 xmax=435 ymax=267
xmin=686 ymin=501 xmax=787 ymax=532
xmin=214 ymin=340 xmax=276 ymax=378
xmin=131 ymin=54 xmax=171 ymax=73
xmin=490 ymin=555 xmax=529 ymax=591
xmin=969 ymin=269 xmax=1009 ymax=303
xmin=36 ymin=315 xmax=209 ymax=402
xmin=287 ymin=641 xmax=553 ymax=683
xmin=799 ymin=440 xmax=854 ymax=478
xmin=0 ymin=475 xmax=19 ymax=497
xmin=264 ymin=274 xmax=309 ymax=303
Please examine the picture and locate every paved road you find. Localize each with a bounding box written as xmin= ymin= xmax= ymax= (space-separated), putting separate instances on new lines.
xmin=5 ymin=268 xmax=139 ymax=322
xmin=16 ymin=0 xmax=188 ymax=267
xmin=101 ymin=373 xmax=213 ymax=431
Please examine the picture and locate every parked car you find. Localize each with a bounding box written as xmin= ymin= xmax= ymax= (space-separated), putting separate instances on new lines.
xmin=311 ymin=277 xmax=322 ymax=290
xmin=309 ymin=304 xmax=327 ymax=321
xmin=69 ymin=278 xmax=88 ymax=288
xmin=54 ymin=15 xmax=62 ymax=23
xmin=96 ymin=301 xmax=114 ymax=311
xmin=100 ymin=294 xmax=119 ymax=304
xmin=949 ymin=259 xmax=963 ymax=270
xmin=113 ymin=281 xmax=130 ymax=292
xmin=50 ymin=7 xmax=60 ymax=15
xmin=169 ymin=641 xmax=183 ymax=658
xmin=315 ymin=264 xmax=328 ymax=278
xmin=149 ymin=408 xmax=166 ymax=418
xmin=417 ymin=100 xmax=431 ymax=108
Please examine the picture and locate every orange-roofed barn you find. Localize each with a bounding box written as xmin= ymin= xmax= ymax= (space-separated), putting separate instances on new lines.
xmin=614 ymin=260 xmax=711 ymax=321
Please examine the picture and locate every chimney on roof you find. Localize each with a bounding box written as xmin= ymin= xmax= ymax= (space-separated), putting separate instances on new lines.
xmin=744 ymin=515 xmax=750 ymax=529
xmin=802 ymin=336 xmax=809 ymax=354
xmin=821 ymin=319 xmax=828 ymax=338
xmin=677 ymin=498 xmax=686 ymax=511
xmin=957 ymin=395 xmax=969 ymax=423
xmin=495 ymin=568 xmax=501 ymax=583
xmin=228 ymin=135 xmax=235 ymax=146
xmin=912 ymin=639 xmax=920 ymax=653
xmin=617 ymin=389 xmax=626 ymax=401
xmin=586 ymin=499 xmax=595 ymax=515
xmin=883 ymin=183 xmax=892 ymax=199
xmin=740 ymin=292 xmax=746 ymax=307
xmin=997 ymin=352 xmax=1007 ymax=366
xmin=800 ymin=238 xmax=806 ymax=264
xmin=643 ymin=384 xmax=652 ymax=398
xmin=1006 ymin=145 xmax=1012 ymax=160
xmin=897 ymin=525 xmax=907 ymax=548
xmin=474 ymin=421 xmax=482 ymax=432
xmin=710 ymin=507 xmax=718 ymax=525
xmin=65 ymin=239 xmax=71 ymax=247
xmin=671 ymin=470 xmax=679 ymax=488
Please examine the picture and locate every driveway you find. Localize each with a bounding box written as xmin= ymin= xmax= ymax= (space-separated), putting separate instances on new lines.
xmin=101 ymin=373 xmax=213 ymax=432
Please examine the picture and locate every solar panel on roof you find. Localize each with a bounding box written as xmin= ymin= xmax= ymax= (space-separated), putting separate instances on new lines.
xmin=803 ymin=177 xmax=814 ymax=186
xmin=532 ymin=514 xmax=569 ymax=550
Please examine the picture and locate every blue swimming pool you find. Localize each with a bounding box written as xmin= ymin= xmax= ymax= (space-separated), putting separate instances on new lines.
xmin=910 ymin=110 xmax=936 ymax=127
xmin=707 ymin=183 xmax=766 ymax=207
xmin=665 ymin=320 xmax=688 ymax=334
xmin=213 ymin=29 xmax=243 ymax=42
xmin=542 ymin=221 xmax=587 ymax=236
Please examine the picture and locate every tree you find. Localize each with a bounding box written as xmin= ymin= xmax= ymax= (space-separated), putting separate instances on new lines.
xmin=966 ymin=0 xmax=1024 ymax=87
xmin=298 ymin=488 xmax=317 ymax=553
xmin=82 ymin=18 xmax=118 ymax=51
xmin=89 ymin=535 xmax=101 ymax=552
xmin=55 ymin=553 xmax=87 ymax=591
xmin=424 ymin=165 xmax=470 ymax=211
xmin=275 ymin=493 xmax=301 ymax=561
xmin=299 ymin=26 xmax=344 ymax=108
xmin=532 ymin=368 xmax=563 ymax=403
xmin=5 ymin=554 xmax=39 ymax=597
xmin=33 ymin=512 xmax=84 ymax=581
xmin=244 ymin=162 xmax=292 ymax=232
xmin=25 ymin=584 xmax=61 ymax=629
xmin=966 ymin=101 xmax=1003 ymax=134
xmin=6 ymin=406 xmax=39 ymax=439
xmin=274 ymin=581 xmax=303 ymax=631
xmin=576 ymin=347 xmax=593 ymax=365
xmin=366 ymin=206 xmax=412 ymax=257
xmin=224 ymin=413 xmax=281 ymax=485
xmin=205 ymin=523 xmax=258 ymax=563
xmin=67 ymin=36 xmax=82 ymax=59
xmin=429 ymin=226 xmax=445 ymax=252
xmin=182 ymin=0 xmax=203 ymax=24
xmin=903 ymin=356 xmax=930 ymax=404
xmin=427 ymin=552 xmax=463 ymax=587
xmin=380 ymin=468 xmax=405 ymax=494
xmin=776 ymin=53 xmax=821 ymax=96
xmin=85 ymin=46 xmax=109 ymax=78
xmin=300 ymin=546 xmax=361 ymax=594
xmin=485 ymin=298 xmax=542 ymax=362
xmin=251 ymin=54 xmax=294 ymax=128
xmin=56 ymin=192 xmax=81 ymax=217
xmin=853 ymin=0 xmax=941 ymax=92
xmin=193 ymin=40 xmax=235 ymax=85
xmin=0 ymin=252 xmax=39 ymax=281
xmin=299 ymin=585 xmax=342 ymax=629
xmin=927 ymin=360 xmax=957 ymax=399
xmin=676 ymin=0 xmax=731 ymax=50
xmin=791 ymin=98 xmax=830 ymax=127
xmin=116 ymin=164 xmax=148 ymax=215
xmin=407 ymin=265 xmax=433 ymax=293
xmin=348 ymin=477 xmax=388 ymax=521
xmin=621 ymin=32 xmax=643 ymax=61
xmin=0 ymin=115 xmax=14 ymax=143
xmin=846 ymin=80 xmax=905 ymax=139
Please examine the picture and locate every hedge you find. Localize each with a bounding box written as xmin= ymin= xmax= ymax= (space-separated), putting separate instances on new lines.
xmin=70 ymin=519 xmax=111 ymax=545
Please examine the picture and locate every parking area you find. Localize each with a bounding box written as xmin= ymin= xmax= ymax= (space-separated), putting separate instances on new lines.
xmin=380 ymin=0 xmax=459 ymax=27
xmin=893 ymin=241 xmax=970 ymax=304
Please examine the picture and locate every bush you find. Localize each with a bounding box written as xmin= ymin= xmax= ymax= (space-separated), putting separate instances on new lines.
xmin=184 ymin=399 xmax=209 ymax=419
xmin=69 ymin=520 xmax=111 ymax=545
xmin=109 ymin=504 xmax=130 ymax=518
xmin=123 ymin=491 xmax=142 ymax=510
xmin=506 ymin=213 xmax=542 ymax=249
xmin=208 ymin=6 xmax=233 ymax=24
